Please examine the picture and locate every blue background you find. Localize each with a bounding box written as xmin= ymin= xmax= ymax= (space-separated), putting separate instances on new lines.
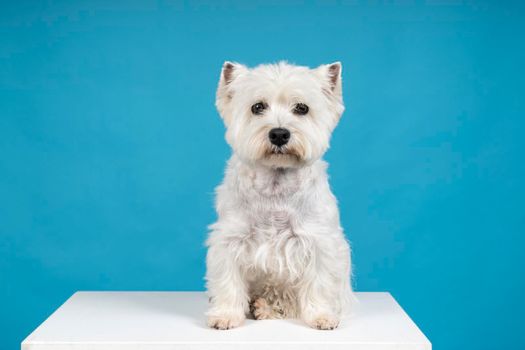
xmin=1 ymin=1 xmax=524 ymax=349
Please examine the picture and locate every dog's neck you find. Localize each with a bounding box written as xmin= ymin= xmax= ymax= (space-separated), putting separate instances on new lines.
xmin=234 ymin=157 xmax=320 ymax=198
xmin=250 ymin=162 xmax=305 ymax=179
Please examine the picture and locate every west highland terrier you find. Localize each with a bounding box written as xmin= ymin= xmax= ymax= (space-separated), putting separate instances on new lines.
xmin=205 ymin=61 xmax=352 ymax=330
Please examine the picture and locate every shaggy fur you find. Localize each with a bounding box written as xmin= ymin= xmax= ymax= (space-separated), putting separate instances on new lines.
xmin=205 ymin=61 xmax=352 ymax=330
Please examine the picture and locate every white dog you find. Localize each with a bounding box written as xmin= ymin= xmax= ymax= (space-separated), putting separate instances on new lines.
xmin=205 ymin=61 xmax=352 ymax=330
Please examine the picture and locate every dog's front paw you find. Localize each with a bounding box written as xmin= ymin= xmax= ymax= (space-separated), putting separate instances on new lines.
xmin=250 ymin=297 xmax=272 ymax=320
xmin=305 ymin=315 xmax=340 ymax=330
xmin=207 ymin=314 xmax=245 ymax=330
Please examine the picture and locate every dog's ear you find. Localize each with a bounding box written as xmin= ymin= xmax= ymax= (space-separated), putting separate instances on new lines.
xmin=316 ymin=62 xmax=343 ymax=97
xmin=220 ymin=61 xmax=240 ymax=85
xmin=216 ymin=61 xmax=247 ymax=126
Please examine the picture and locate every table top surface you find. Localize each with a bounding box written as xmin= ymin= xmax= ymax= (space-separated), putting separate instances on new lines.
xmin=22 ymin=291 xmax=430 ymax=349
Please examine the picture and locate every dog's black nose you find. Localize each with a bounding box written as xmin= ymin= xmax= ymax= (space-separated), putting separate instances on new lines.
xmin=268 ymin=128 xmax=290 ymax=147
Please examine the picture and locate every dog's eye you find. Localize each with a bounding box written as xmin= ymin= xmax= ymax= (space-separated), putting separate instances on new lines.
xmin=251 ymin=102 xmax=266 ymax=115
xmin=293 ymin=103 xmax=309 ymax=115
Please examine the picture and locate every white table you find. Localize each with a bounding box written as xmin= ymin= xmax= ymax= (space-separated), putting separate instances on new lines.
xmin=22 ymin=292 xmax=431 ymax=350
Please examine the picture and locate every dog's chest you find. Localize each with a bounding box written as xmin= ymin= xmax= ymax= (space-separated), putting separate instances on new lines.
xmin=229 ymin=164 xmax=319 ymax=278
xmin=239 ymin=168 xmax=305 ymax=237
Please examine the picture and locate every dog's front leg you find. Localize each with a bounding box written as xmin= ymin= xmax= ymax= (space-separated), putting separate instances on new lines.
xmin=297 ymin=234 xmax=349 ymax=330
xmin=205 ymin=237 xmax=248 ymax=330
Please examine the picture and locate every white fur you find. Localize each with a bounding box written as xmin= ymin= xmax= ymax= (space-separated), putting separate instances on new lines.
xmin=205 ymin=61 xmax=352 ymax=330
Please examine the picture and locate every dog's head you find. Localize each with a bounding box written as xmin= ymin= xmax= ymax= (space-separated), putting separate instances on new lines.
xmin=216 ymin=61 xmax=344 ymax=168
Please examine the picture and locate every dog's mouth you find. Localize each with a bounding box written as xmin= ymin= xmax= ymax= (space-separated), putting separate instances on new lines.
xmin=267 ymin=147 xmax=291 ymax=156
xmin=259 ymin=145 xmax=305 ymax=168
xmin=264 ymin=146 xmax=302 ymax=160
